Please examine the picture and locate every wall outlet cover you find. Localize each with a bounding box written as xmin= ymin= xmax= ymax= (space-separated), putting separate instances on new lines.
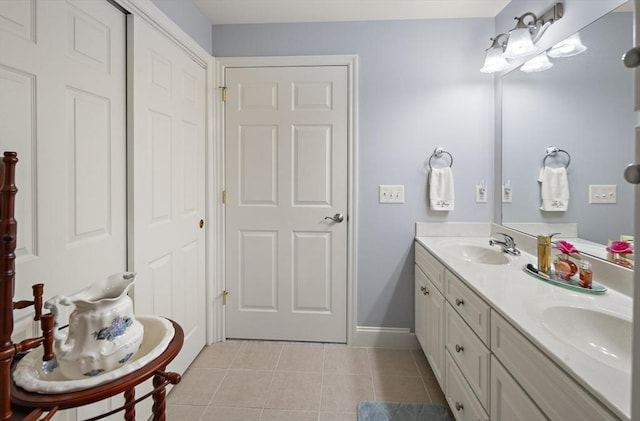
xmin=476 ymin=185 xmax=487 ymax=203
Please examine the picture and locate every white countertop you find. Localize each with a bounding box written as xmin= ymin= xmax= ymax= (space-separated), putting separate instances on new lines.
xmin=416 ymin=236 xmax=632 ymax=421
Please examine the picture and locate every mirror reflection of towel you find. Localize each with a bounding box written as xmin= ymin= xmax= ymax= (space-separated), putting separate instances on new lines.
xmin=429 ymin=167 xmax=454 ymax=211
xmin=538 ymin=166 xmax=569 ymax=211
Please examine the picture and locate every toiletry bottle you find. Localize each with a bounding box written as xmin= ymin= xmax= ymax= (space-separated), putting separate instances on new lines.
xmin=537 ymin=233 xmax=559 ymax=275
xmin=579 ymin=260 xmax=593 ymax=289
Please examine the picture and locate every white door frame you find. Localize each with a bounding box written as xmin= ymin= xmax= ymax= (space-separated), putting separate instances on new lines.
xmin=213 ymin=55 xmax=359 ymax=344
xmin=111 ymin=0 xmax=217 ymax=345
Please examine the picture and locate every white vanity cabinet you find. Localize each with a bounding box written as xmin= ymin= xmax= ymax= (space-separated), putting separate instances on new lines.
xmin=414 ymin=257 xmax=446 ymax=386
xmin=414 ymin=240 xmax=622 ymax=421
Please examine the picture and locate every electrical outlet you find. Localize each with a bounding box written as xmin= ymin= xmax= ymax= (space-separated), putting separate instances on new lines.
xmin=502 ymin=185 xmax=512 ymax=203
xmin=589 ymin=185 xmax=616 ymax=204
xmin=379 ymin=185 xmax=404 ymax=203
xmin=476 ymin=185 xmax=487 ymax=203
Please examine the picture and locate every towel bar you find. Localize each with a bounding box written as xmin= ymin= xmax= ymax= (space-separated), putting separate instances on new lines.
xmin=428 ymin=147 xmax=454 ymax=170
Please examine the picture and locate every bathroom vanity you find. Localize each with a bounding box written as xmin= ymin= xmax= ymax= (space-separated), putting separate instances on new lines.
xmin=415 ymin=224 xmax=631 ymax=421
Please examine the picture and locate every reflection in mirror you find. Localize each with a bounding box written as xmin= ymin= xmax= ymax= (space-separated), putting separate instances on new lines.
xmin=501 ymin=4 xmax=634 ymax=268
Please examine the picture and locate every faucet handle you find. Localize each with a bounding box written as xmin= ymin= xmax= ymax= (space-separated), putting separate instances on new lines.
xmin=495 ymin=232 xmax=515 ymax=246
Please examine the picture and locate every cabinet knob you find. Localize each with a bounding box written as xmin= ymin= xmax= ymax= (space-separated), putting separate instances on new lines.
xmin=455 ymin=344 xmax=464 ymax=353
xmin=420 ymin=286 xmax=429 ymax=295
xmin=455 ymin=298 xmax=464 ymax=306
xmin=455 ymin=402 xmax=464 ymax=411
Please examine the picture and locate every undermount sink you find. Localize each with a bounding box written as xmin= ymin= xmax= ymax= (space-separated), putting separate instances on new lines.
xmin=442 ymin=243 xmax=510 ymax=265
xmin=542 ymin=306 xmax=632 ymax=372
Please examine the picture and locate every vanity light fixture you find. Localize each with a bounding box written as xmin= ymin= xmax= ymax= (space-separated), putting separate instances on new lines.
xmin=480 ymin=34 xmax=510 ymax=73
xmin=480 ymin=3 xmax=564 ymax=73
xmin=520 ymin=51 xmax=553 ymax=72
xmin=548 ymin=32 xmax=588 ymax=58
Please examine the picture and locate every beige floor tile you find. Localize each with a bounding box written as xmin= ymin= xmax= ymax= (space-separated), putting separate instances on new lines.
xmin=165 ymin=404 xmax=206 ymax=420
xmin=373 ymin=375 xmax=429 ymax=403
xmin=411 ymin=349 xmax=436 ymax=378
xmin=211 ymin=370 xmax=273 ymax=408
xmin=276 ymin=344 xmax=324 ymax=372
xmin=368 ymin=348 xmax=420 ymax=377
xmin=260 ymin=409 xmax=319 ymax=421
xmin=320 ymin=374 xmax=374 ymax=413
xmin=324 ymin=347 xmax=370 ymax=375
xmin=425 ymin=382 xmax=447 ymax=404
xmin=191 ymin=342 xmax=241 ymax=369
xmin=167 ymin=368 xmax=226 ymax=406
xmin=265 ymin=372 xmax=322 ymax=411
xmin=319 ymin=411 xmax=357 ymax=421
xmin=231 ymin=342 xmax=283 ymax=370
xmin=201 ymin=406 xmax=261 ymax=421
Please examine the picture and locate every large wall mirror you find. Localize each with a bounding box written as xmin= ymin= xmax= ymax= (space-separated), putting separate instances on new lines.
xmin=501 ymin=1 xmax=634 ymax=267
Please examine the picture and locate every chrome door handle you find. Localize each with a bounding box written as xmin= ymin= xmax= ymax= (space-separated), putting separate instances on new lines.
xmin=624 ymin=164 xmax=640 ymax=184
xmin=324 ymin=213 xmax=344 ymax=223
xmin=623 ymin=47 xmax=640 ymax=68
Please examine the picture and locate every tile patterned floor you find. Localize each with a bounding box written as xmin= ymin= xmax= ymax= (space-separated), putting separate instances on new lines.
xmin=166 ymin=341 xmax=449 ymax=421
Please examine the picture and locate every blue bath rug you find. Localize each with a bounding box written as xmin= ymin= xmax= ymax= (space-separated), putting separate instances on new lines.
xmin=357 ymin=401 xmax=451 ymax=421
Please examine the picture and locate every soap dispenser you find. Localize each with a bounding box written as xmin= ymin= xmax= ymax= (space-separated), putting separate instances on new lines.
xmin=537 ymin=233 xmax=559 ymax=275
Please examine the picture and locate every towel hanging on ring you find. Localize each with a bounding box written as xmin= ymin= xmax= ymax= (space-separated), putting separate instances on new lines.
xmin=429 ymin=167 xmax=455 ymax=211
xmin=538 ymin=166 xmax=569 ymax=211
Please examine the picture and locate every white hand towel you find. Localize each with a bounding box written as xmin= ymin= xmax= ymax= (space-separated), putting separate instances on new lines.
xmin=429 ymin=167 xmax=455 ymax=211
xmin=538 ymin=166 xmax=569 ymax=211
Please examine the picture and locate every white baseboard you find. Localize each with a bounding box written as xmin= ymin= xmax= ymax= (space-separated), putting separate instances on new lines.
xmin=351 ymin=326 xmax=419 ymax=349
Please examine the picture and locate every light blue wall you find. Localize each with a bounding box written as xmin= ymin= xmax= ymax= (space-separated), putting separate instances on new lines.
xmin=212 ymin=19 xmax=496 ymax=328
xmin=150 ymin=0 xmax=213 ymax=54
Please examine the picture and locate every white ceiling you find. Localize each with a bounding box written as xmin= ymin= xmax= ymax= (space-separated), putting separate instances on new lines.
xmin=193 ymin=0 xmax=511 ymax=25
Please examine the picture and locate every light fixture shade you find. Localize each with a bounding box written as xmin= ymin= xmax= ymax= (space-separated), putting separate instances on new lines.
xmin=548 ymin=32 xmax=587 ymax=58
xmin=480 ymin=47 xmax=510 ymax=73
xmin=520 ymin=52 xmax=553 ymax=72
xmin=503 ymin=27 xmax=537 ymax=59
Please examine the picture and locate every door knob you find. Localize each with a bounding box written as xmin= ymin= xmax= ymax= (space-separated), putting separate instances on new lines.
xmin=623 ymin=47 xmax=640 ymax=68
xmin=624 ymin=164 xmax=640 ymax=184
xmin=324 ymin=213 xmax=344 ymax=223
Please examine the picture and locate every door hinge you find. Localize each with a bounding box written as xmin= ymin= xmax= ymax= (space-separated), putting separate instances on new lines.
xmin=222 ymin=190 xmax=227 ymax=204
xmin=222 ymin=289 xmax=229 ymax=306
xmin=220 ymin=86 xmax=227 ymax=102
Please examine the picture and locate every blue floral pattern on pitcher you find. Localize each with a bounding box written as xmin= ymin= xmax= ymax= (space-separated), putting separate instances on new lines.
xmin=93 ymin=316 xmax=134 ymax=341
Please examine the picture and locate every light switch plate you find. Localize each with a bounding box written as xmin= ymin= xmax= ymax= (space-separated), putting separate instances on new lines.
xmin=379 ymin=185 xmax=404 ymax=203
xmin=589 ymin=185 xmax=617 ymax=204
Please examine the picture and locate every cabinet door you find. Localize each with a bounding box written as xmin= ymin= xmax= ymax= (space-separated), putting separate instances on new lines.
xmin=425 ymin=277 xmax=446 ymax=388
xmin=415 ymin=265 xmax=428 ymax=349
xmin=491 ymin=356 xmax=546 ymax=421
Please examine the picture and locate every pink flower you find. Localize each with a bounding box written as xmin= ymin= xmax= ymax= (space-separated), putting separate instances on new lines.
xmin=554 ymin=240 xmax=579 ymax=255
xmin=606 ymin=241 xmax=634 ymax=254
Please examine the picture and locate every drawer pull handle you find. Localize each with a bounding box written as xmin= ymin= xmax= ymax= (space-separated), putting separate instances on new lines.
xmin=455 ymin=298 xmax=464 ymax=306
xmin=455 ymin=344 xmax=464 ymax=353
xmin=420 ymin=286 xmax=429 ymax=295
xmin=455 ymin=402 xmax=464 ymax=411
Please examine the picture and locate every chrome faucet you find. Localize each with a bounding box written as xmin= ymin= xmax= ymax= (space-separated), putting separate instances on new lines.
xmin=489 ymin=232 xmax=521 ymax=256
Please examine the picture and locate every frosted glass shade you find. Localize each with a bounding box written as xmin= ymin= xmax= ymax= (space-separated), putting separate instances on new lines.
xmin=480 ymin=47 xmax=510 ymax=73
xmin=520 ymin=52 xmax=553 ymax=72
xmin=548 ymin=33 xmax=587 ymax=58
xmin=503 ymin=28 xmax=537 ymax=59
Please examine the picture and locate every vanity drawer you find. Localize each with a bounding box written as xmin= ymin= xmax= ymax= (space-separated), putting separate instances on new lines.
xmin=415 ymin=241 xmax=445 ymax=292
xmin=491 ymin=311 xmax=619 ymax=421
xmin=445 ymin=270 xmax=490 ymax=344
xmin=445 ymin=351 xmax=489 ymax=421
xmin=445 ymin=304 xmax=490 ymax=410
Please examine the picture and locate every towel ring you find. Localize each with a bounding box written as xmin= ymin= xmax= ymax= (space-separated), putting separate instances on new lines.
xmin=542 ymin=146 xmax=571 ymax=169
xmin=428 ymin=147 xmax=454 ymax=170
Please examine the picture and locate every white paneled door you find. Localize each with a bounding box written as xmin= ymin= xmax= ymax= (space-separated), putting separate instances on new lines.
xmin=225 ymin=66 xmax=348 ymax=342
xmin=130 ymin=15 xmax=207 ymax=376
xmin=0 ymin=0 xmax=126 ymax=419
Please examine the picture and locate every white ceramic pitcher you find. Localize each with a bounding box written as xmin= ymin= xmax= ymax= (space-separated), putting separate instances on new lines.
xmin=44 ymin=272 xmax=144 ymax=379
